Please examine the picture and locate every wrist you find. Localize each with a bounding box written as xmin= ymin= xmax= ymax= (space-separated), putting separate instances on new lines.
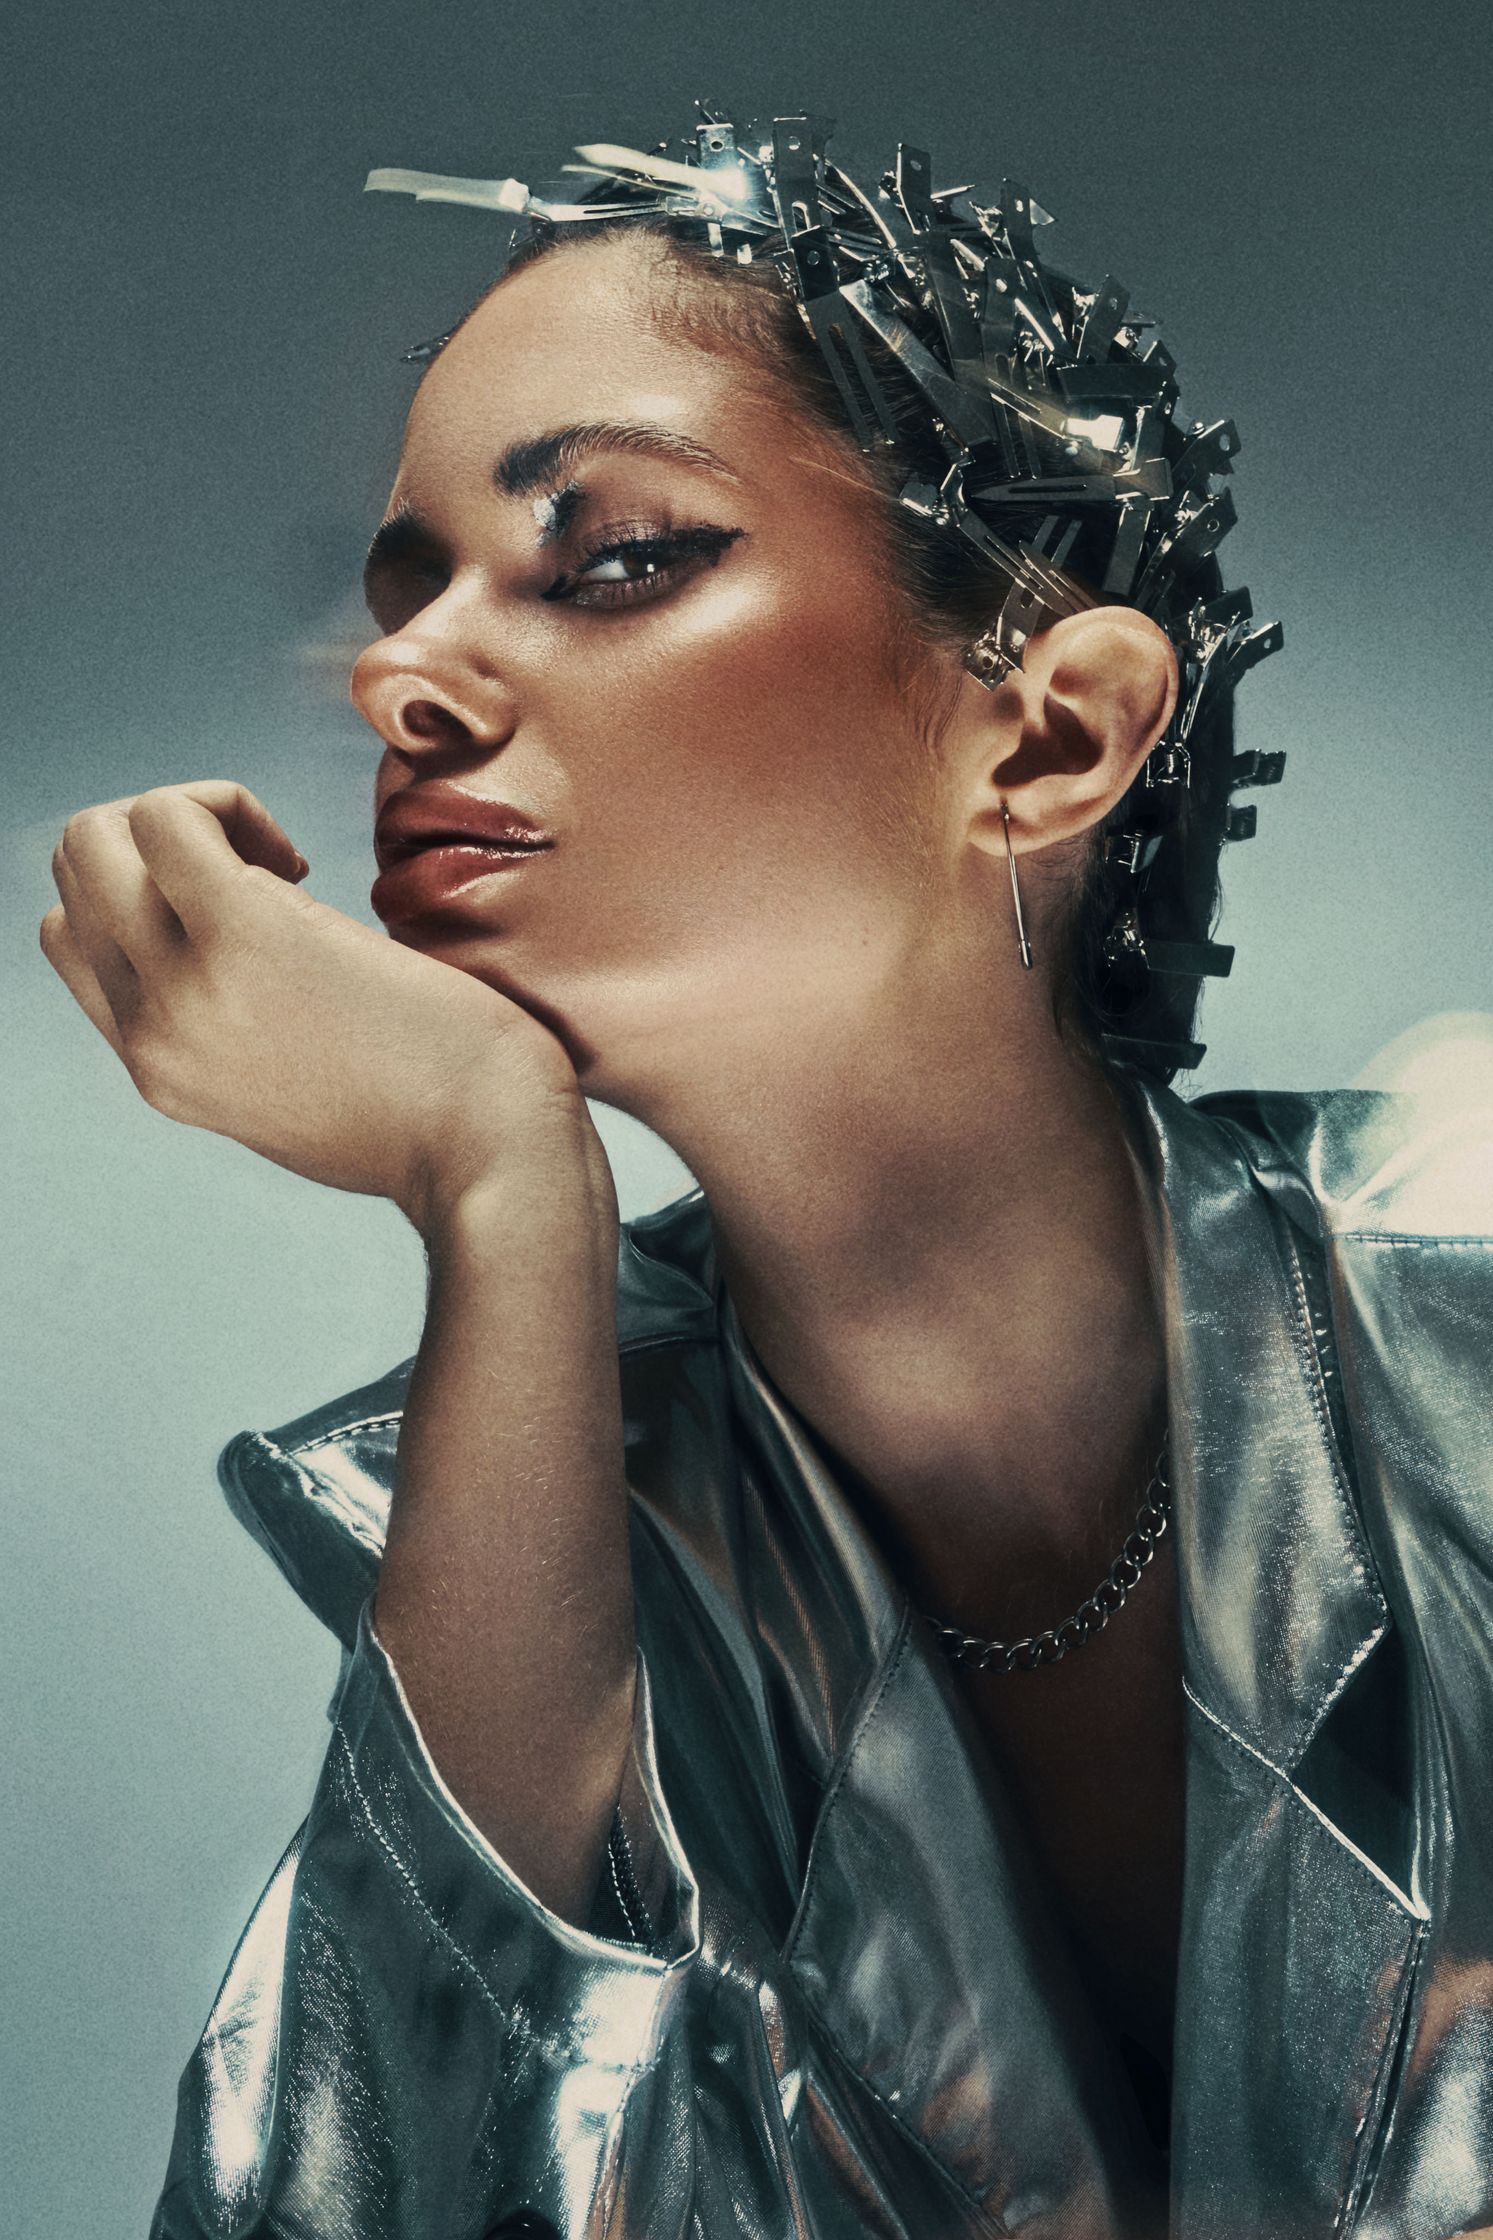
xmin=403 ymin=1091 xmax=618 ymax=1259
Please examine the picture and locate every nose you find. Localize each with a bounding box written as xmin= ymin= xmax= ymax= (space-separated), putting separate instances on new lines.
xmin=350 ymin=601 xmax=519 ymax=763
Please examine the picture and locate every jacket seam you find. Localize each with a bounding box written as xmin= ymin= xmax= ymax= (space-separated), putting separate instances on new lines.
xmin=607 ymin=1807 xmax=655 ymax=1947
xmin=226 ymin=1431 xmax=387 ymax=1561
xmin=289 ymin=1412 xmax=401 ymax=1457
xmin=1336 ymin=1915 xmax=1427 ymax=2237
xmin=1332 ymin=1233 xmax=1492 ymax=1250
xmin=780 ymin=1610 xmax=914 ymax=1971
xmin=1301 ymin=1623 xmax=1387 ymax=1764
xmin=1277 ymin=1227 xmax=1389 ymax=1762
xmin=1184 ymin=1682 xmax=1424 ymax=1920
xmin=1280 ymin=1230 xmax=1368 ymax=1526
xmin=329 ymin=1723 xmax=652 ymax=2079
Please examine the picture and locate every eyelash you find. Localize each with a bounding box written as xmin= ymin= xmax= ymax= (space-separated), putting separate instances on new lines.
xmin=544 ymin=523 xmax=743 ymax=610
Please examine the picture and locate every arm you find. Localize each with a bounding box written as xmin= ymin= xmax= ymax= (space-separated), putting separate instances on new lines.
xmin=39 ymin=783 xmax=706 ymax=2230
xmin=39 ymin=776 xmax=642 ymax=1920
xmin=375 ymin=1106 xmax=637 ymax=1927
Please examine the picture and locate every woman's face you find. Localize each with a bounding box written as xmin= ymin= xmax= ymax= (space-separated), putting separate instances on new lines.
xmin=351 ymin=235 xmax=966 ymax=1105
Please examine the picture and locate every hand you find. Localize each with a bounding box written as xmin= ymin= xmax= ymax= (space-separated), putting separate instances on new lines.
xmin=40 ymin=780 xmax=589 ymax=1229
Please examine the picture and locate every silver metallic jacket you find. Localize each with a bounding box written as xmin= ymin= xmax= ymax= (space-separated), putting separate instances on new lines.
xmin=150 ymin=1076 xmax=1493 ymax=2239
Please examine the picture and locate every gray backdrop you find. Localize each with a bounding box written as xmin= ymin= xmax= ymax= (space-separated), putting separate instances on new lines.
xmin=5 ymin=1 xmax=1490 ymax=2231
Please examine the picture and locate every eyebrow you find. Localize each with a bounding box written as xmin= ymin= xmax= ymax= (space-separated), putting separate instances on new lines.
xmin=492 ymin=420 xmax=740 ymax=499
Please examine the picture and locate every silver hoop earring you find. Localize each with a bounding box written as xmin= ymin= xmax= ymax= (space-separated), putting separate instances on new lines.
xmin=1001 ymin=803 xmax=1035 ymax=970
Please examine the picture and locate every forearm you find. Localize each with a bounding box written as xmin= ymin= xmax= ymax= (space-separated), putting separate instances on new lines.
xmin=373 ymin=1106 xmax=634 ymax=1927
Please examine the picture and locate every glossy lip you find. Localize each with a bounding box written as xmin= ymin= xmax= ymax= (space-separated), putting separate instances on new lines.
xmin=373 ymin=784 xmax=555 ymax=871
xmin=370 ymin=840 xmax=553 ymax=926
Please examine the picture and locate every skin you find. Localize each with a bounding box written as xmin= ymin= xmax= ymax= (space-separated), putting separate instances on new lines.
xmin=41 ymin=232 xmax=1185 ymax=2086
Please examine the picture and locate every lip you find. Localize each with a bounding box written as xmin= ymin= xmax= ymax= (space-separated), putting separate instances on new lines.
xmin=370 ymin=839 xmax=553 ymax=924
xmin=373 ymin=785 xmax=554 ymax=871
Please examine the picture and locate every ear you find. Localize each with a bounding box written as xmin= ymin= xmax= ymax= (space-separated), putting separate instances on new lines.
xmin=954 ymin=606 xmax=1179 ymax=862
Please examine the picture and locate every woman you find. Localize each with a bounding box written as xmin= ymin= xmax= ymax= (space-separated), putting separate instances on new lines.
xmin=40 ymin=110 xmax=1491 ymax=2239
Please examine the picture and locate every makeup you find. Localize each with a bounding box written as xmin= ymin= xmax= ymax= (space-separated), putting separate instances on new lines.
xmin=532 ymin=480 xmax=583 ymax=539
xmin=370 ymin=841 xmax=553 ymax=926
xmin=546 ymin=523 xmax=744 ymax=607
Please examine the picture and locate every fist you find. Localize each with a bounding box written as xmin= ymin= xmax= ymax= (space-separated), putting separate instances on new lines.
xmin=40 ymin=780 xmax=587 ymax=1229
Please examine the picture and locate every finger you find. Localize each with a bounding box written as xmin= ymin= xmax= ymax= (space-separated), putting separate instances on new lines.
xmin=38 ymin=904 xmax=128 ymax=1059
xmin=56 ymin=802 xmax=188 ymax=976
xmin=126 ymin=784 xmax=306 ymax=942
xmin=50 ymin=842 xmax=141 ymax=1024
xmin=78 ymin=780 xmax=308 ymax=879
xmin=155 ymin=780 xmax=306 ymax=879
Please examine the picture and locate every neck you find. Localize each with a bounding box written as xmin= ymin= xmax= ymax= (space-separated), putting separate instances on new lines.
xmin=613 ymin=964 xmax=1168 ymax=1624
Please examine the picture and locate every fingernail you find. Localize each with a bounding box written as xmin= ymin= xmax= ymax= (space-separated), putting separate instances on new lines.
xmin=293 ymin=852 xmax=310 ymax=878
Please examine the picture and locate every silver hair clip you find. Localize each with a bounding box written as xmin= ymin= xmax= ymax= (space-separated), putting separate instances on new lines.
xmin=966 ymin=629 xmax=1019 ymax=689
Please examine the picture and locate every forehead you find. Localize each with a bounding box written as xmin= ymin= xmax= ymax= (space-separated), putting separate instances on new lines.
xmin=397 ymin=239 xmax=785 ymax=492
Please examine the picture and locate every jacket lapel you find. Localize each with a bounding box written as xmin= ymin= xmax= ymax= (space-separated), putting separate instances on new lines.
xmin=1124 ymin=1082 xmax=1428 ymax=2239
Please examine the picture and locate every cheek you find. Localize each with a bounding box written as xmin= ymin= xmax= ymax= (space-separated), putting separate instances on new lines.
xmin=479 ymin=585 xmax=952 ymax=1073
xmin=570 ymin=559 xmax=931 ymax=877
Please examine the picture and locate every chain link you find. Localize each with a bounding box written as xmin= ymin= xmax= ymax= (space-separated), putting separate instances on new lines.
xmin=919 ymin=1435 xmax=1173 ymax=1674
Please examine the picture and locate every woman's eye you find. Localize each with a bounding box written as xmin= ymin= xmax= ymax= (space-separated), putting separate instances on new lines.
xmin=584 ymin=548 xmax=669 ymax=588
xmin=549 ymin=527 xmax=743 ymax=610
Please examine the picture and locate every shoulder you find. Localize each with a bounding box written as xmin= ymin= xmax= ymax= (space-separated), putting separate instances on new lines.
xmin=1190 ymin=1047 xmax=1492 ymax=1529
xmin=1127 ymin=1056 xmax=1492 ymax=1496
xmin=1185 ymin=1044 xmax=1493 ymax=1248
xmin=217 ymin=1187 xmax=723 ymax=1646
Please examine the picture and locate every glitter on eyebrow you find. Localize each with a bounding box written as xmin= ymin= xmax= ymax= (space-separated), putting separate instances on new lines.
xmin=532 ymin=481 xmax=582 ymax=539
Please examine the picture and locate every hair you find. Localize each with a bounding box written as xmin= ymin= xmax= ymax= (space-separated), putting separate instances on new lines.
xmin=487 ymin=219 xmax=1238 ymax=1078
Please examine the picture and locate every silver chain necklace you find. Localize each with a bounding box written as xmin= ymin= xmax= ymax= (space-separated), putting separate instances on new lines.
xmin=919 ymin=1432 xmax=1173 ymax=1674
